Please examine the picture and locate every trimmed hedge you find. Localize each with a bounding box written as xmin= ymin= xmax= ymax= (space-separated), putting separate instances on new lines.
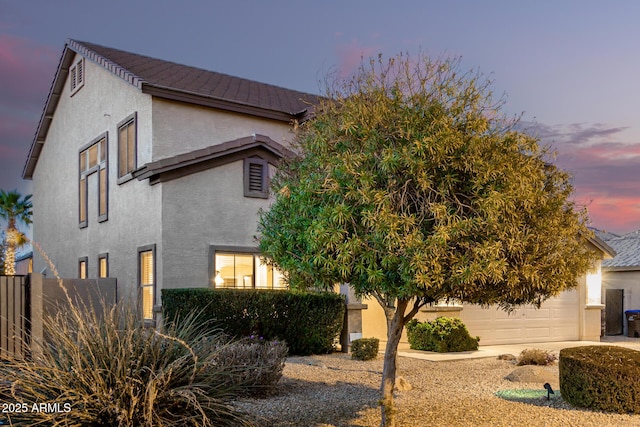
xmin=406 ymin=317 xmax=479 ymax=352
xmin=560 ymin=345 xmax=640 ymax=413
xmin=162 ymin=288 xmax=345 ymax=355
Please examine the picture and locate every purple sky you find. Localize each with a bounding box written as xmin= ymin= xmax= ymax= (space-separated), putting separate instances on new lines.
xmin=1 ymin=1 xmax=639 ymax=234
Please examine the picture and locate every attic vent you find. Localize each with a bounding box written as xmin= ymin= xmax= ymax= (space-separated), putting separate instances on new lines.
xmin=70 ymin=57 xmax=85 ymax=95
xmin=244 ymin=158 xmax=268 ymax=199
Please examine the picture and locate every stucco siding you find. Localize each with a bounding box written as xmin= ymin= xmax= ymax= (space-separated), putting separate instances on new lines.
xmin=160 ymin=160 xmax=273 ymax=289
xmin=32 ymin=53 xmax=160 ymax=304
xmin=151 ymin=98 xmax=295 ymax=160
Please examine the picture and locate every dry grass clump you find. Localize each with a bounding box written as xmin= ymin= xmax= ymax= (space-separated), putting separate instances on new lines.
xmin=517 ymin=348 xmax=557 ymax=366
xmin=0 ymin=298 xmax=264 ymax=427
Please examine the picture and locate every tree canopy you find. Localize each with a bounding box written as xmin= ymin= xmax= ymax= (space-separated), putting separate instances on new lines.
xmin=258 ymin=54 xmax=597 ymax=427
xmin=0 ymin=190 xmax=32 ymax=275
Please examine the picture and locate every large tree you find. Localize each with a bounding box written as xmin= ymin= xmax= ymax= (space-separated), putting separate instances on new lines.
xmin=0 ymin=190 xmax=32 ymax=275
xmin=258 ymin=54 xmax=597 ymax=427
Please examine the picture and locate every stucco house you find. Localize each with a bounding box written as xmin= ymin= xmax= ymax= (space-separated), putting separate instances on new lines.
xmin=23 ymin=39 xmax=615 ymax=347
xmin=23 ymin=39 xmax=318 ymax=324
xmin=598 ymin=230 xmax=640 ymax=336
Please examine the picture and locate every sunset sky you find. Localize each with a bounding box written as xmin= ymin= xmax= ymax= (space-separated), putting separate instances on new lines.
xmin=1 ymin=1 xmax=639 ymax=234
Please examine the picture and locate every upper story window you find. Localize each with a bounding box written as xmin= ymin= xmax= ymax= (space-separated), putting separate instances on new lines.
xmin=70 ymin=57 xmax=85 ymax=95
xmin=244 ymin=157 xmax=269 ymax=199
xmin=118 ymin=113 xmax=137 ymax=183
xmin=79 ymin=133 xmax=108 ymax=227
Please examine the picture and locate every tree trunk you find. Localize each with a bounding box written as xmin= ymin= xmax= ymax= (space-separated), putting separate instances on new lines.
xmin=380 ymin=298 xmax=409 ymax=427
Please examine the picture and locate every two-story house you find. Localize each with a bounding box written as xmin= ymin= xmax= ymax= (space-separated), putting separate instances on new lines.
xmin=23 ymin=39 xmax=319 ymax=323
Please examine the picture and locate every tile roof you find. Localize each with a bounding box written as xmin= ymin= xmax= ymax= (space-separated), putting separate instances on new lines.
xmin=23 ymin=39 xmax=320 ymax=179
xmin=601 ymin=230 xmax=640 ymax=269
xmin=69 ymin=40 xmax=320 ymax=119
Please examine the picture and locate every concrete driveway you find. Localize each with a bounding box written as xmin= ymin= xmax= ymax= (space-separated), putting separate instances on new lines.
xmin=397 ymin=335 xmax=640 ymax=361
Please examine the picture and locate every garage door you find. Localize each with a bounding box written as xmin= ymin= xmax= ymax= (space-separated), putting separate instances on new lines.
xmin=460 ymin=289 xmax=580 ymax=345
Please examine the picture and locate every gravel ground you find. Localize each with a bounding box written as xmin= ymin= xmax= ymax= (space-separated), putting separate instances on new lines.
xmin=234 ymin=352 xmax=640 ymax=427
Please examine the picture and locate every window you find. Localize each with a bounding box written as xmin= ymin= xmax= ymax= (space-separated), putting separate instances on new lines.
xmin=244 ymin=158 xmax=269 ymax=198
xmin=211 ymin=247 xmax=285 ymax=289
xmin=118 ymin=113 xmax=137 ymax=181
xmin=138 ymin=245 xmax=155 ymax=321
xmin=79 ymin=133 xmax=108 ymax=227
xmin=98 ymin=253 xmax=109 ymax=278
xmin=79 ymin=257 xmax=88 ymax=279
xmin=70 ymin=57 xmax=84 ymax=95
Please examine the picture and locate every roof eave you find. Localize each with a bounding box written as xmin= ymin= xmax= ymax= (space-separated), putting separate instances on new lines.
xmin=141 ymin=83 xmax=308 ymax=123
xmin=22 ymin=43 xmax=76 ymax=180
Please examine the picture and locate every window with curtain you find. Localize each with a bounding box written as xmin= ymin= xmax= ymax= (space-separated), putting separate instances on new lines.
xmin=118 ymin=113 xmax=137 ymax=180
xmin=139 ymin=247 xmax=155 ymax=320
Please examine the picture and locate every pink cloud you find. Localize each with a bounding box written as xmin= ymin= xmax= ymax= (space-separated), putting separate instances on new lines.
xmin=0 ymin=34 xmax=58 ymax=108
xmin=535 ymin=123 xmax=640 ymax=233
xmin=335 ymin=39 xmax=382 ymax=79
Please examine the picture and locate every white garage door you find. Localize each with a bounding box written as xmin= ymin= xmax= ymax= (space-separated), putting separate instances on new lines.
xmin=460 ymin=289 xmax=580 ymax=345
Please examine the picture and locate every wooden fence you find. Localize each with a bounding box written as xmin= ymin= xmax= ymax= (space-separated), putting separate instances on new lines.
xmin=0 ymin=273 xmax=117 ymax=358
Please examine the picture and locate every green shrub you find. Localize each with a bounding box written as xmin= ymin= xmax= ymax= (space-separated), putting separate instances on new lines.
xmin=351 ymin=338 xmax=379 ymax=361
xmin=0 ymin=298 xmax=260 ymax=426
xmin=560 ymin=345 xmax=640 ymax=413
xmin=162 ymin=288 xmax=345 ymax=355
xmin=406 ymin=317 xmax=479 ymax=352
xmin=517 ymin=348 xmax=557 ymax=366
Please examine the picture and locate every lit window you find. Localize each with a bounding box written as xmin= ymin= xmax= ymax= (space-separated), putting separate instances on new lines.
xmin=139 ymin=246 xmax=155 ymax=320
xmin=213 ymin=250 xmax=286 ymax=289
xmin=98 ymin=253 xmax=108 ymax=278
xmin=79 ymin=257 xmax=88 ymax=279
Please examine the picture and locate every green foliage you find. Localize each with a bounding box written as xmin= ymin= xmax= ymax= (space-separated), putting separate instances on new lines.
xmin=351 ymin=338 xmax=380 ymax=361
xmin=259 ymin=53 xmax=596 ymax=310
xmin=560 ymin=345 xmax=640 ymax=413
xmin=0 ymin=298 xmax=259 ymax=426
xmin=162 ymin=288 xmax=345 ymax=355
xmin=406 ymin=317 xmax=479 ymax=352
xmin=517 ymin=348 xmax=557 ymax=366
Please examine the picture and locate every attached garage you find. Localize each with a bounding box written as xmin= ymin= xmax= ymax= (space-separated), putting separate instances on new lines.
xmin=461 ymin=289 xmax=580 ymax=345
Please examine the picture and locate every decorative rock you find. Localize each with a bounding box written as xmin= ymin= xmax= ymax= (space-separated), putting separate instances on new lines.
xmin=395 ymin=376 xmax=412 ymax=392
xmin=505 ymin=365 xmax=558 ymax=388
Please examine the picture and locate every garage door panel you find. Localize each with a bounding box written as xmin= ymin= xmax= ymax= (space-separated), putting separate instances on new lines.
xmin=461 ymin=289 xmax=580 ymax=345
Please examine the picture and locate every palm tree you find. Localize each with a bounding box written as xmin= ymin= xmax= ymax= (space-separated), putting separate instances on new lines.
xmin=0 ymin=190 xmax=32 ymax=275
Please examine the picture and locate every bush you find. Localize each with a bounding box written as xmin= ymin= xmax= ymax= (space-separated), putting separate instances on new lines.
xmin=517 ymin=348 xmax=557 ymax=366
xmin=406 ymin=317 xmax=479 ymax=352
xmin=0 ymin=297 xmax=262 ymax=426
xmin=560 ymin=345 xmax=640 ymax=413
xmin=162 ymin=288 xmax=345 ymax=355
xmin=215 ymin=336 xmax=288 ymax=395
xmin=351 ymin=338 xmax=379 ymax=361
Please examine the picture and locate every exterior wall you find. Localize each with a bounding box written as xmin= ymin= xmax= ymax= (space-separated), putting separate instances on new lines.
xmin=160 ymin=160 xmax=275 ymax=289
xmin=151 ymin=99 xmax=296 ymax=159
xmin=32 ymin=53 xmax=160 ymax=305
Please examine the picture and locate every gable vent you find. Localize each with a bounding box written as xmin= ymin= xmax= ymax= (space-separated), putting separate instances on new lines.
xmin=244 ymin=158 xmax=268 ymax=199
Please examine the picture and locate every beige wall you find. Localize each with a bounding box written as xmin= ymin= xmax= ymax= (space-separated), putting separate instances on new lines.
xmin=151 ymin=99 xmax=296 ymax=160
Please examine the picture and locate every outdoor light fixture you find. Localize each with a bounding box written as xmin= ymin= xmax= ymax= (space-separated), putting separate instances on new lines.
xmin=544 ymin=382 xmax=554 ymax=400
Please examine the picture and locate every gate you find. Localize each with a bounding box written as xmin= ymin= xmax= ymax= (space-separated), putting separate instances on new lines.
xmin=0 ymin=275 xmax=30 ymax=357
xmin=605 ymin=289 xmax=624 ymax=335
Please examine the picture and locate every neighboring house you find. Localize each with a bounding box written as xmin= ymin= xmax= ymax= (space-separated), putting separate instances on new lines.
xmin=23 ymin=39 xmax=318 ymax=324
xmin=599 ymin=230 xmax=640 ymax=336
xmin=361 ymin=235 xmax=615 ymax=346
xmin=15 ymin=251 xmax=33 ymax=275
